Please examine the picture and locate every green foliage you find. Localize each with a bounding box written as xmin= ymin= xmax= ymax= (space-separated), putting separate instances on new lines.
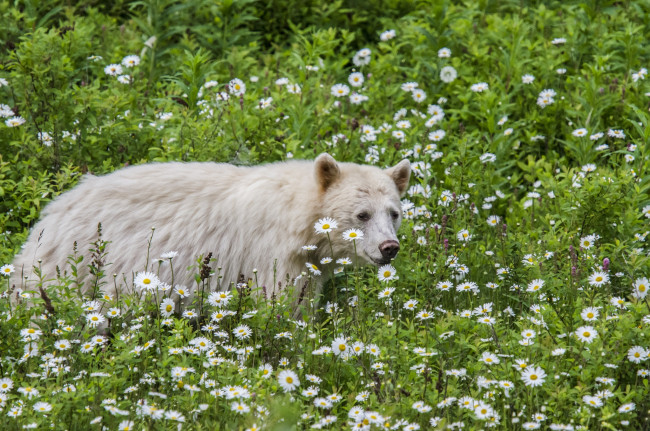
xmin=1 ymin=0 xmax=650 ymax=429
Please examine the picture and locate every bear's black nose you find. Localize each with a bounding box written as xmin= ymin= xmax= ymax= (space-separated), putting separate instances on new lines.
xmin=379 ymin=240 xmax=400 ymax=260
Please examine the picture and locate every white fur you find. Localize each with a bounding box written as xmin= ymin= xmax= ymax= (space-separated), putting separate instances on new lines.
xmin=11 ymin=155 xmax=410 ymax=300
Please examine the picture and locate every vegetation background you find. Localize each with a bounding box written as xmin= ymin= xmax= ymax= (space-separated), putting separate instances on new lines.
xmin=1 ymin=0 xmax=649 ymax=430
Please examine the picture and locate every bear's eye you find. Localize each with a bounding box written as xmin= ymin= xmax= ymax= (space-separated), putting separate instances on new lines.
xmin=357 ymin=212 xmax=371 ymax=221
xmin=390 ymin=210 xmax=399 ymax=220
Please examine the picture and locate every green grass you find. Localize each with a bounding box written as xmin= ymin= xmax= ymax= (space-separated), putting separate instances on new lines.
xmin=1 ymin=0 xmax=650 ymax=429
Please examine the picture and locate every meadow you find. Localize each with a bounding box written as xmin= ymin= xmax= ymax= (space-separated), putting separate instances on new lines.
xmin=1 ymin=0 xmax=650 ymax=429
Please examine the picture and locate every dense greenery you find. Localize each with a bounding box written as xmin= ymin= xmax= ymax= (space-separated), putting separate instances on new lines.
xmin=1 ymin=0 xmax=650 ymax=429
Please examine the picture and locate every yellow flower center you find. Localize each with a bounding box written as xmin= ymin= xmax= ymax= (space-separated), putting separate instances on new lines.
xmin=338 ymin=344 xmax=346 ymax=351
xmin=383 ymin=271 xmax=391 ymax=278
xmin=583 ymin=332 xmax=591 ymax=337
xmin=312 ymin=265 xmax=318 ymax=270
xmin=322 ymin=224 xmax=330 ymax=229
xmin=530 ymin=374 xmax=538 ymax=380
xmin=165 ymin=305 xmax=172 ymax=312
xmin=639 ymin=285 xmax=646 ymax=292
xmin=595 ymin=276 xmax=602 ymax=282
xmin=349 ymin=232 xmax=357 ymax=238
xmin=286 ymin=377 xmax=293 ymax=384
xmin=587 ymin=313 xmax=594 ymax=318
xmin=143 ymin=278 xmax=151 ymax=284
xmin=486 ymin=358 xmax=492 ymax=362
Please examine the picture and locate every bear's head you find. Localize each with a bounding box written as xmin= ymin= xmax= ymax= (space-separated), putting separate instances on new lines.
xmin=314 ymin=153 xmax=411 ymax=266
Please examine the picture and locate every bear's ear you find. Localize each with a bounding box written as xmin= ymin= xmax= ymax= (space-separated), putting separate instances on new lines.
xmin=314 ymin=153 xmax=341 ymax=192
xmin=385 ymin=159 xmax=411 ymax=196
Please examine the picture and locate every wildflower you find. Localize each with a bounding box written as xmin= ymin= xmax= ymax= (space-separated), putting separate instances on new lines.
xmin=86 ymin=313 xmax=106 ymax=328
xmin=54 ymin=340 xmax=71 ymax=351
xmin=121 ymin=55 xmax=140 ymax=67
xmin=134 ymin=272 xmax=160 ymax=292
xmin=440 ymin=66 xmax=457 ymax=83
xmin=428 ymin=129 xmax=446 ymax=141
xmin=583 ymin=395 xmax=603 ymax=408
xmin=118 ymin=421 xmax=134 ymax=431
xmin=575 ymin=326 xmax=598 ymax=343
xmin=174 ymin=284 xmax=191 ymax=302
xmin=378 ymin=287 xmax=395 ymax=299
xmin=588 ymin=271 xmax=609 ymax=286
xmin=572 ymin=128 xmax=588 ymax=137
xmin=380 ymin=29 xmax=396 ymax=41
xmin=33 ymin=402 xmax=52 ymax=413
xmin=1 ymin=264 xmax=15 ymax=275
xmin=521 ymin=366 xmax=546 ymax=387
xmin=314 ymin=217 xmax=337 ymax=233
xmin=160 ymin=298 xmax=175 ymax=317
xmin=481 ymin=351 xmax=500 ymax=365
xmin=228 ymin=78 xmax=246 ymax=96
xmin=457 ymin=229 xmax=471 ymax=242
xmin=0 ymin=378 xmax=13 ymax=392
xmin=580 ymin=234 xmax=597 ymax=249
xmin=632 ymin=277 xmax=648 ymax=299
xmin=522 ymin=74 xmax=535 ymax=84
xmin=416 ymin=310 xmax=434 ymax=320
xmin=233 ymin=325 xmax=252 ymax=340
xmin=607 ymin=129 xmax=625 ymax=139
xmin=278 ymin=370 xmax=300 ymax=392
xmin=231 ymin=401 xmax=250 ymax=414
xmin=377 ymin=264 xmax=398 ymax=282
xmin=331 ymin=336 xmax=350 ymax=357
xmin=527 ymin=279 xmax=544 ymax=292
xmin=104 ymin=64 xmax=123 ymax=76
xmin=471 ymin=82 xmax=489 ymax=92
xmin=404 ymin=299 xmax=418 ymax=310
xmin=581 ymin=307 xmax=600 ymax=321
xmin=627 ymin=346 xmax=647 ymax=364
xmin=331 ymin=84 xmax=350 ymax=97
xmin=618 ymin=403 xmax=635 ymax=413
xmin=306 ymin=262 xmax=321 ymax=276
xmin=412 ymin=88 xmax=426 ymax=103
xmin=5 ymin=116 xmax=25 ymax=127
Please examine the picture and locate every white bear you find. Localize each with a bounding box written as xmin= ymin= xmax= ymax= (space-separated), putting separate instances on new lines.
xmin=11 ymin=154 xmax=410 ymax=301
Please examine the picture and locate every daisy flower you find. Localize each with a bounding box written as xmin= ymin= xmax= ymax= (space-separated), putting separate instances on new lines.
xmin=522 ymin=74 xmax=535 ymax=84
xmin=588 ymin=271 xmax=609 ymax=286
xmin=575 ymin=326 xmax=598 ymax=343
xmin=228 ymin=78 xmax=246 ymax=96
xmin=581 ymin=307 xmax=600 ymax=321
xmin=5 ymin=116 xmax=25 ymax=127
xmin=305 ymin=262 xmax=321 ymax=276
xmin=481 ymin=351 xmax=500 ymax=365
xmin=457 ymin=229 xmax=471 ymax=242
xmin=572 ymin=128 xmax=588 ymax=137
xmin=1 ymin=264 xmax=15 ymax=275
xmin=521 ymin=365 xmax=546 ymax=387
xmin=314 ymin=217 xmax=337 ymax=234
xmin=278 ymin=370 xmax=300 ymax=392
xmin=527 ymin=279 xmax=544 ymax=292
xmin=233 ymin=324 xmax=252 ymax=340
xmin=440 ymin=66 xmax=457 ymax=83
xmin=104 ymin=64 xmax=123 ymax=76
xmin=428 ymin=129 xmax=446 ymax=141
xmin=134 ymin=272 xmax=160 ymax=292
xmin=331 ymin=336 xmax=349 ymax=356
xmin=86 ymin=313 xmax=106 ymax=328
xmin=632 ymin=277 xmax=648 ymax=299
xmin=377 ymin=264 xmax=398 ymax=282
xmin=331 ymin=84 xmax=350 ymax=97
